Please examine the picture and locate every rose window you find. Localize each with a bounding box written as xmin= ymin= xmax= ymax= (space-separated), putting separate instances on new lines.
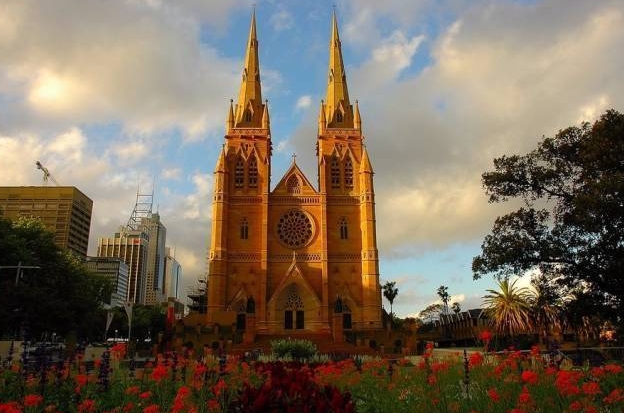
xmin=277 ymin=210 xmax=314 ymax=248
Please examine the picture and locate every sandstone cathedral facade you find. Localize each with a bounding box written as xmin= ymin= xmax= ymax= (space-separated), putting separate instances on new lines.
xmin=206 ymin=12 xmax=382 ymax=341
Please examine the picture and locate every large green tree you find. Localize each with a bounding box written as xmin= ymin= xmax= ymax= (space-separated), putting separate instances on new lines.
xmin=473 ymin=109 xmax=624 ymax=316
xmin=0 ymin=217 xmax=110 ymax=340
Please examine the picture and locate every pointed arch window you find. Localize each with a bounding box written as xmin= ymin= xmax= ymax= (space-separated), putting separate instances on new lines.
xmin=235 ymin=157 xmax=245 ymax=189
xmin=248 ymin=157 xmax=258 ymax=188
xmin=286 ymin=175 xmax=301 ymax=194
xmin=344 ymin=157 xmax=353 ymax=188
xmin=330 ymin=156 xmax=341 ymax=189
xmin=240 ymin=218 xmax=249 ymax=240
xmin=339 ymin=217 xmax=348 ymax=240
xmin=244 ymin=110 xmax=252 ymax=122
xmin=336 ymin=111 xmax=343 ymax=123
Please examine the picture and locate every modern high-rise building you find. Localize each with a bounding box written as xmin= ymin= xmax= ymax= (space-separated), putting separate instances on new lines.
xmin=141 ymin=213 xmax=166 ymax=305
xmin=205 ymin=12 xmax=382 ymax=337
xmin=85 ymin=256 xmax=129 ymax=307
xmin=97 ymin=229 xmax=148 ymax=304
xmin=163 ymin=247 xmax=182 ymax=300
xmin=0 ymin=186 xmax=92 ymax=257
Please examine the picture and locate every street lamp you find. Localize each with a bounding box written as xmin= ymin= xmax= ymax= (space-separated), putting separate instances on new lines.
xmin=114 ymin=329 xmax=118 ymax=342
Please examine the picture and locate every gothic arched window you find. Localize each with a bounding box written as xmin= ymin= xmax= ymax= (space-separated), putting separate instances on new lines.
xmin=248 ymin=157 xmax=258 ymax=188
xmin=244 ymin=110 xmax=252 ymax=122
xmin=344 ymin=157 xmax=353 ymax=189
xmin=330 ymin=156 xmax=340 ymax=189
xmin=234 ymin=157 xmax=245 ymax=189
xmin=336 ymin=111 xmax=343 ymax=123
xmin=240 ymin=218 xmax=249 ymax=240
xmin=339 ymin=217 xmax=348 ymax=240
xmin=286 ymin=175 xmax=301 ymax=194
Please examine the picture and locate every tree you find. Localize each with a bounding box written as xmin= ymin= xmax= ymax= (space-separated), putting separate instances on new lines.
xmin=382 ymin=281 xmax=399 ymax=318
xmin=529 ymin=275 xmax=565 ymax=345
xmin=451 ymin=302 xmax=461 ymax=314
xmin=437 ymin=285 xmax=450 ymax=315
xmin=473 ymin=110 xmax=624 ymax=317
xmin=0 ymin=217 xmax=110 ymax=340
xmin=483 ymin=278 xmax=533 ymax=339
xmin=418 ymin=303 xmax=443 ymax=323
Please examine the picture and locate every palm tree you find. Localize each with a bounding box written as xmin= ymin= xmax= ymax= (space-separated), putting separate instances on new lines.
xmin=529 ymin=276 xmax=564 ymax=345
xmin=483 ymin=278 xmax=533 ymax=341
xmin=382 ymin=281 xmax=399 ymax=318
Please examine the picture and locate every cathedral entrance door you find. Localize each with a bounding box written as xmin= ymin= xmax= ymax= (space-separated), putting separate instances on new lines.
xmin=284 ymin=311 xmax=293 ymax=329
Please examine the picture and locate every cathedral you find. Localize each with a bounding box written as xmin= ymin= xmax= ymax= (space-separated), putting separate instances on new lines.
xmin=206 ymin=12 xmax=382 ymax=341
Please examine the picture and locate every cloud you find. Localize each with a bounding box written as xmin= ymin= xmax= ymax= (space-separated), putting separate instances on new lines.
xmin=161 ymin=168 xmax=182 ymax=181
xmin=295 ymin=95 xmax=312 ymax=111
xmin=0 ymin=0 xmax=240 ymax=138
xmin=270 ymin=8 xmax=294 ymax=32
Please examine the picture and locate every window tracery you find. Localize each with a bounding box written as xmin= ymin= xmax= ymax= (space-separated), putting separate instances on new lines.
xmin=330 ymin=156 xmax=340 ymax=188
xmin=234 ymin=157 xmax=245 ymax=188
xmin=344 ymin=157 xmax=353 ymax=188
xmin=248 ymin=157 xmax=258 ymax=188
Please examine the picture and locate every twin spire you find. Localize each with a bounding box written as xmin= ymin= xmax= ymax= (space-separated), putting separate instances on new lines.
xmin=231 ymin=10 xmax=356 ymax=132
xmin=233 ymin=10 xmax=265 ymax=128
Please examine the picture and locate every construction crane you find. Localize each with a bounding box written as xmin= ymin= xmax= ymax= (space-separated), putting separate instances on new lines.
xmin=35 ymin=160 xmax=60 ymax=186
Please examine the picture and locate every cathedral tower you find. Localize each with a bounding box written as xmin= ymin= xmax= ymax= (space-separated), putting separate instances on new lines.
xmin=206 ymin=11 xmax=381 ymax=339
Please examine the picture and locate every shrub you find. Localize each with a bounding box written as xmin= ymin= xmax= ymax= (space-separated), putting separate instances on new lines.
xmin=270 ymin=338 xmax=317 ymax=360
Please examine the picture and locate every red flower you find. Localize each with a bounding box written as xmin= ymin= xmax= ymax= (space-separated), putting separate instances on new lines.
xmin=518 ymin=386 xmax=532 ymax=404
xmin=77 ymin=399 xmax=96 ymax=413
xmin=604 ymin=364 xmax=623 ymax=374
xmin=480 ymin=330 xmax=492 ymax=342
xmin=143 ymin=404 xmax=160 ymax=413
xmin=151 ymin=365 xmax=168 ymax=382
xmin=0 ymin=402 xmax=22 ymax=413
xmin=213 ymin=379 xmax=227 ymax=397
xmin=23 ymin=394 xmax=44 ymax=407
xmin=487 ymin=388 xmax=500 ymax=402
xmin=569 ymin=400 xmax=582 ymax=411
xmin=604 ymin=388 xmax=624 ymax=404
xmin=207 ymin=399 xmax=220 ymax=412
xmin=125 ymin=385 xmax=140 ymax=395
xmin=139 ymin=391 xmax=152 ymax=399
xmin=75 ymin=374 xmax=88 ymax=387
xmin=521 ymin=370 xmax=539 ymax=385
xmin=468 ymin=352 xmax=483 ymax=367
xmin=582 ymin=381 xmax=601 ymax=396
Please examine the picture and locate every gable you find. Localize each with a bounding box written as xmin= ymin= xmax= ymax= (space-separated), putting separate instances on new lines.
xmin=272 ymin=162 xmax=318 ymax=195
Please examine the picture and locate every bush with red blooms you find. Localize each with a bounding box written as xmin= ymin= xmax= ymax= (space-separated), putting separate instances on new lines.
xmin=229 ymin=362 xmax=354 ymax=412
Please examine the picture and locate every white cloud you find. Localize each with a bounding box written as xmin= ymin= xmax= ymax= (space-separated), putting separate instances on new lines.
xmin=270 ymin=8 xmax=294 ymax=32
xmin=161 ymin=168 xmax=182 ymax=181
xmin=295 ymin=95 xmax=312 ymax=111
xmin=0 ymin=0 xmax=240 ymax=138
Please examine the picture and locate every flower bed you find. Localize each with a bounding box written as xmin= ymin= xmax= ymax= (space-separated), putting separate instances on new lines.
xmin=0 ymin=343 xmax=622 ymax=412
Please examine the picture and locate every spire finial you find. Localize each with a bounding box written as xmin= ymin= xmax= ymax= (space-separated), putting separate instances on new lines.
xmin=325 ymin=9 xmax=352 ymax=128
xmin=235 ymin=9 xmax=263 ymax=126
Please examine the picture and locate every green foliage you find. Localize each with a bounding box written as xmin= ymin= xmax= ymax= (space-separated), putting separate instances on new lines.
xmin=474 ymin=109 xmax=624 ymax=318
xmin=382 ymin=281 xmax=399 ymax=317
xmin=270 ymin=338 xmax=317 ymax=360
xmin=0 ymin=217 xmax=110 ymax=340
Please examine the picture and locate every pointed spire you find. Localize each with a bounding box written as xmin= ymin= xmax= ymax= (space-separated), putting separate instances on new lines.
xmin=354 ymin=100 xmax=361 ymax=130
xmin=262 ymin=99 xmax=270 ymax=129
xmin=359 ymin=145 xmax=374 ymax=174
xmin=215 ymin=145 xmax=227 ymax=173
xmin=226 ymin=99 xmax=235 ymax=132
xmin=236 ymin=10 xmax=263 ymax=126
xmin=318 ymin=100 xmax=326 ymax=133
xmin=325 ymin=10 xmax=352 ymax=128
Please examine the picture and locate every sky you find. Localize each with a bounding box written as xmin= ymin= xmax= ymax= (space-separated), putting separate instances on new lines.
xmin=1 ymin=0 xmax=623 ymax=318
